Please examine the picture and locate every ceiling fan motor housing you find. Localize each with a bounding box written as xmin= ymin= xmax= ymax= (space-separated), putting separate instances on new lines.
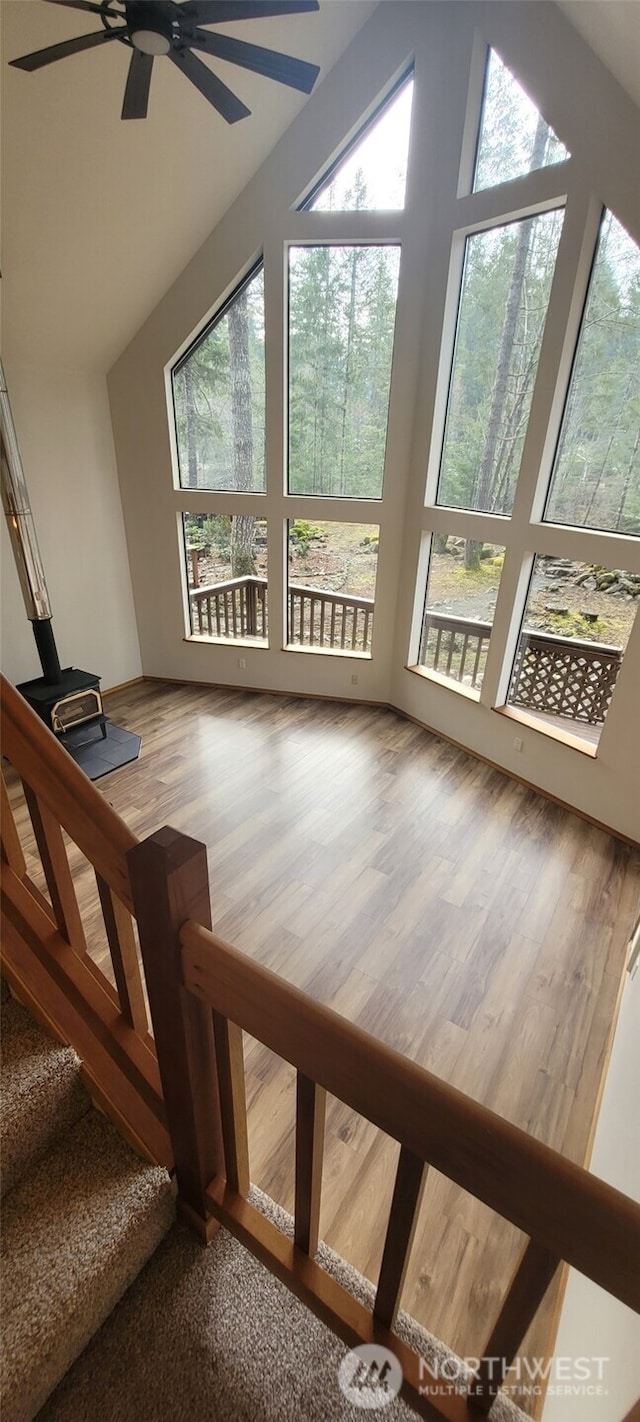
xmin=125 ymin=3 xmax=176 ymax=56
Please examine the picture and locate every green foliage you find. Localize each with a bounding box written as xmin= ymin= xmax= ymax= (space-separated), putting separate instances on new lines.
xmin=288 ymin=239 xmax=400 ymax=497
xmin=289 ymin=519 xmax=326 ymax=557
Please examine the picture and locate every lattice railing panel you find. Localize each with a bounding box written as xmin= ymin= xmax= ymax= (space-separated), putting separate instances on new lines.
xmin=510 ymin=633 xmax=622 ymax=725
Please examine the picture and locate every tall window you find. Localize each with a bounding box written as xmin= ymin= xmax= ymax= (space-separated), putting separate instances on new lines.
xmin=544 ymin=212 xmax=640 ymax=535
xmin=172 ymin=264 xmax=265 ymax=493
xmin=288 ymin=245 xmax=400 ymax=498
xmin=437 ymin=209 xmax=564 ymax=519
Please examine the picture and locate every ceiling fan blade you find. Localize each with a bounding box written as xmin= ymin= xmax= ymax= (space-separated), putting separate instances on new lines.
xmin=169 ymin=47 xmax=251 ymax=122
xmin=181 ymin=1 xmax=319 ymax=23
xmin=9 ymin=26 xmax=128 ymax=72
xmin=122 ymin=49 xmax=154 ymax=120
xmin=43 ymin=0 xmax=123 ymax=16
xmin=192 ymin=31 xmax=319 ymax=94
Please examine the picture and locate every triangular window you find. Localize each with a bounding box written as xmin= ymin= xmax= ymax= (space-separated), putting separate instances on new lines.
xmin=304 ymin=72 xmax=413 ymax=212
xmin=172 ymin=263 xmax=265 ymax=493
xmin=474 ymin=49 xmax=569 ymax=192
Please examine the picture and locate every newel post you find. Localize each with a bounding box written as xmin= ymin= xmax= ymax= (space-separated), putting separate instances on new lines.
xmin=127 ymin=826 xmax=224 ymax=1233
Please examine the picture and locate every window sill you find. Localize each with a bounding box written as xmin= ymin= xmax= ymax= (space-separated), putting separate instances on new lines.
xmin=494 ymin=704 xmax=599 ymax=757
xmin=184 ymin=635 xmax=268 ymax=650
xmin=407 ymin=664 xmax=481 ymax=701
xmin=285 ymin=643 xmax=372 ymax=660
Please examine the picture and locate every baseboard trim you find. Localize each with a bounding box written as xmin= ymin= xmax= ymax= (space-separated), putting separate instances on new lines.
xmin=102 ymin=675 xmax=145 ymax=698
xmin=137 ymin=675 xmax=639 ymax=849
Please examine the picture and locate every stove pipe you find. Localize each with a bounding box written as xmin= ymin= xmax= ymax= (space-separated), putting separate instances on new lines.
xmin=0 ymin=359 xmax=63 ymax=684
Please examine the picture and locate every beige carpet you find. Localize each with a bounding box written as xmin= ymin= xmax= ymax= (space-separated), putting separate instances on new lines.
xmin=1 ymin=991 xmax=175 ymax=1422
xmin=38 ymin=1187 xmax=528 ymax=1422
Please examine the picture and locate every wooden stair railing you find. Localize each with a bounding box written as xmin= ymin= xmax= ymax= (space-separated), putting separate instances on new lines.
xmin=128 ymin=827 xmax=640 ymax=1422
xmin=0 ymin=673 xmax=171 ymax=1167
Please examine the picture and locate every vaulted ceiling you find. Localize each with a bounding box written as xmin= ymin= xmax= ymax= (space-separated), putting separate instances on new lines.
xmin=1 ymin=0 xmax=638 ymax=374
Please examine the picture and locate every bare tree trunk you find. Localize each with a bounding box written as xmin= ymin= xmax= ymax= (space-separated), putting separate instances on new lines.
xmin=583 ymin=375 xmax=634 ymax=525
xmin=338 ymin=248 xmax=358 ymax=496
xmin=183 ymin=362 xmax=199 ymax=488
xmin=228 ymin=291 xmax=256 ymax=577
xmin=616 ymin=424 xmax=640 ymax=531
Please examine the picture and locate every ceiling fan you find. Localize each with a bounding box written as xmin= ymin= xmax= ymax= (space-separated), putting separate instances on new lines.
xmin=9 ymin=0 xmax=321 ymax=122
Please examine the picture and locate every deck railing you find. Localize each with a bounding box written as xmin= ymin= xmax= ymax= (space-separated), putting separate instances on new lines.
xmin=289 ymin=584 xmax=374 ymax=652
xmin=420 ymin=612 xmax=623 ymax=724
xmin=190 ymin=576 xmax=375 ymax=653
xmin=510 ymin=630 xmax=623 ymax=725
xmin=191 ymin=577 xmax=267 ymax=640
xmin=420 ymin=613 xmax=492 ymax=689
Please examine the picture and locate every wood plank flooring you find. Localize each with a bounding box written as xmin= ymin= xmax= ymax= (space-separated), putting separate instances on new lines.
xmin=6 ymin=679 xmax=639 ymax=1413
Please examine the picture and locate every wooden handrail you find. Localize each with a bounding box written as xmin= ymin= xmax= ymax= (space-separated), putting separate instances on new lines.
xmin=190 ymin=575 xmax=374 ymax=614
xmin=1 ymin=674 xmax=136 ymax=912
xmin=181 ymin=919 xmax=640 ymax=1313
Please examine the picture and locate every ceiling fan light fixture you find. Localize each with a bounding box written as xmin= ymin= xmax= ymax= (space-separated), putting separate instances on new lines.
xmin=130 ymin=29 xmax=170 ymax=57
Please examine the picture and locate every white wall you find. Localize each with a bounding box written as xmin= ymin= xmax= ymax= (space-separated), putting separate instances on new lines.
xmin=0 ymin=363 xmax=141 ymax=690
xmin=543 ymin=962 xmax=640 ymax=1422
xmin=108 ymin=0 xmax=640 ymax=840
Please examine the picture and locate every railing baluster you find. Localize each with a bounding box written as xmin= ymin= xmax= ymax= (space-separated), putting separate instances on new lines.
xmin=340 ymin=603 xmax=347 ymax=649
xmin=300 ymin=592 xmax=306 ymax=643
xmin=351 ymin=607 xmax=358 ymax=650
xmin=459 ymin=633 xmax=470 ymax=681
xmin=445 ymin=630 xmax=455 ymax=675
xmin=23 ymin=784 xmax=87 ymax=954
xmin=231 ymin=589 xmax=238 ymax=639
xmin=319 ymin=598 xmax=326 ymax=646
xmin=471 ymin=633 xmax=484 ymax=687
xmin=434 ymin=626 xmax=443 ymax=669
xmin=212 ymin=1011 xmax=250 ymax=1195
xmin=330 ymin=601 xmax=336 ymax=647
xmin=96 ymin=872 xmax=148 ymax=1036
xmin=362 ymin=608 xmax=371 ymax=653
xmin=1 ymin=771 xmax=26 ymax=877
xmin=295 ymin=1073 xmax=326 ymax=1257
xmin=309 ymin=597 xmax=316 ymax=645
xmin=469 ymin=1239 xmax=560 ymax=1414
xmin=374 ymin=1147 xmax=427 ymax=1328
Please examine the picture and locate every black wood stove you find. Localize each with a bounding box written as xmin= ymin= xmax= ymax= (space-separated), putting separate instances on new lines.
xmin=1 ymin=361 xmax=141 ymax=780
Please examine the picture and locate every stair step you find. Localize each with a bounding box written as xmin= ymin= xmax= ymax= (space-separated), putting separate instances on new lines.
xmin=0 ymin=999 xmax=90 ymax=1199
xmin=0 ymin=1109 xmax=175 ymax=1422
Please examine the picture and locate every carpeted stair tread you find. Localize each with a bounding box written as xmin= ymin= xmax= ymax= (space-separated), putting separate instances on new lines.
xmin=38 ymin=1189 xmax=528 ymax=1422
xmin=0 ymin=997 xmax=90 ymax=1198
xmin=1 ymin=1107 xmax=175 ymax=1422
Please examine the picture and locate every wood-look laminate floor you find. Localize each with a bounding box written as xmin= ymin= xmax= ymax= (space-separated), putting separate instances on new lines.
xmin=7 ymin=679 xmax=639 ymax=1413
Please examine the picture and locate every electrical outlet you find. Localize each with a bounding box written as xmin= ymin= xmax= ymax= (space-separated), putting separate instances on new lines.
xmin=351 ymin=674 xmax=359 ymax=685
xmin=513 ymin=736 xmax=524 ymax=752
xmin=238 ymin=657 xmax=246 ymax=670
